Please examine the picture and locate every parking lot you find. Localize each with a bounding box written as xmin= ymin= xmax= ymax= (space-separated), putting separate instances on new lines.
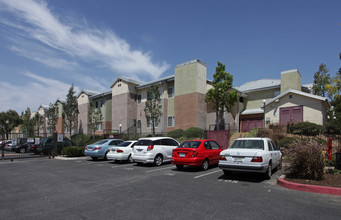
xmin=1 ymin=157 xmax=341 ymax=220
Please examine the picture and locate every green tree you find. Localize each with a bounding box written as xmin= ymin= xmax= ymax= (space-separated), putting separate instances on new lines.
xmin=21 ymin=107 xmax=34 ymax=135
xmin=144 ymin=85 xmax=163 ymax=136
xmin=205 ymin=61 xmax=238 ymax=130
xmin=0 ymin=110 xmax=21 ymax=139
xmin=46 ymin=103 xmax=59 ymax=133
xmin=63 ymin=84 xmax=79 ymax=137
xmin=32 ymin=113 xmax=44 ymax=136
xmin=88 ymin=105 xmax=103 ymax=139
xmin=312 ymin=63 xmax=330 ymax=97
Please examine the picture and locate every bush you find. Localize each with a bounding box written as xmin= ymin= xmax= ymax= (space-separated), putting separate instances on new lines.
xmin=283 ymin=140 xmax=325 ymax=180
xmin=183 ymin=127 xmax=204 ymax=139
xmin=167 ymin=129 xmax=184 ymax=139
xmin=278 ymin=137 xmax=298 ymax=149
xmin=246 ymin=128 xmax=258 ymax=137
xmin=288 ymin=122 xmax=324 ymax=136
xmin=256 ymin=128 xmax=284 ymax=147
xmin=63 ymin=146 xmax=85 ymax=157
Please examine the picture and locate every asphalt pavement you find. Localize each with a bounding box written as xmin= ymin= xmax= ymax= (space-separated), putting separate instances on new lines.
xmin=1 ymin=157 xmax=340 ymax=220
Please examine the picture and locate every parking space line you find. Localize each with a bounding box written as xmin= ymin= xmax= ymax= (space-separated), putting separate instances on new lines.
xmin=111 ymin=164 xmax=134 ymax=168
xmin=145 ymin=165 xmax=173 ymax=173
xmin=194 ymin=169 xmax=221 ymax=179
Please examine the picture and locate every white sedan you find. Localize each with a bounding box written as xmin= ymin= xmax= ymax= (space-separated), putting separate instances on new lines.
xmin=218 ymin=138 xmax=282 ymax=179
xmin=107 ymin=141 xmax=137 ymax=162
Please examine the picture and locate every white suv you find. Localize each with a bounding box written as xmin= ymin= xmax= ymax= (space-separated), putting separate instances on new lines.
xmin=132 ymin=137 xmax=179 ymax=166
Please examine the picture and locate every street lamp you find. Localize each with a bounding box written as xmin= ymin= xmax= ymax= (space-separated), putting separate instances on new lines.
xmin=263 ymin=99 xmax=266 ymax=128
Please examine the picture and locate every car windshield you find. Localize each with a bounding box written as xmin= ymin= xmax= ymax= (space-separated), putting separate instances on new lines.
xmin=230 ymin=140 xmax=264 ymax=150
xmin=117 ymin=142 xmax=131 ymax=147
xmin=179 ymin=141 xmax=201 ymax=148
xmin=93 ymin=140 xmax=108 ymax=145
xmin=135 ymin=140 xmax=152 ymax=146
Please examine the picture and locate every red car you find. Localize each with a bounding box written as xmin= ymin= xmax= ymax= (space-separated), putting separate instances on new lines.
xmin=171 ymin=139 xmax=223 ymax=171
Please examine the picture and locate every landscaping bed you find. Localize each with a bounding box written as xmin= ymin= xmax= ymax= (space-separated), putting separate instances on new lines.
xmin=285 ymin=174 xmax=341 ymax=188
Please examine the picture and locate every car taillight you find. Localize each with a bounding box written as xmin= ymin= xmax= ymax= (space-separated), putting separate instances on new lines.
xmin=192 ymin=151 xmax=198 ymax=157
xmin=117 ymin=149 xmax=123 ymax=153
xmin=94 ymin=147 xmax=102 ymax=150
xmin=147 ymin=145 xmax=154 ymax=151
xmin=219 ymin=155 xmax=226 ymax=161
xmin=85 ymin=147 xmax=87 ymax=150
xmin=251 ymin=156 xmax=263 ymax=162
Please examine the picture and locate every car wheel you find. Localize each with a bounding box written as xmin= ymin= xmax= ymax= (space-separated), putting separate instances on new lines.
xmin=201 ymin=159 xmax=209 ymax=171
xmin=176 ymin=164 xmax=184 ymax=170
xmin=265 ymin=163 xmax=272 ymax=180
xmin=20 ymin=148 xmax=25 ymax=153
xmin=128 ymin=155 xmax=134 ymax=163
xmin=154 ymin=154 xmax=163 ymax=166
xmin=104 ymin=152 xmax=108 ymax=161
xmin=91 ymin=157 xmax=98 ymax=161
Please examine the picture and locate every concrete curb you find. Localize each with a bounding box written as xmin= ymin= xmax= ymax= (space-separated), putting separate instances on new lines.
xmin=277 ymin=175 xmax=341 ymax=196
xmin=54 ymin=156 xmax=88 ymax=161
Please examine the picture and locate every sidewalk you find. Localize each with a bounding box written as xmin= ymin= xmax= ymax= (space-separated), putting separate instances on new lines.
xmin=277 ymin=175 xmax=341 ymax=196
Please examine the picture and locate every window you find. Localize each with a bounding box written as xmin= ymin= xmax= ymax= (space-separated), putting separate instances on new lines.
xmin=96 ymin=122 xmax=102 ymax=131
xmin=267 ymin=141 xmax=274 ymax=151
xmin=137 ymin=95 xmax=141 ymax=104
xmin=209 ymin=141 xmax=221 ymax=149
xmin=168 ymin=116 xmax=175 ymax=127
xmin=168 ymin=87 xmax=174 ymax=98
xmin=147 ymin=119 xmax=158 ymax=128
xmin=95 ymin=100 xmax=102 ymax=108
xmin=204 ymin=142 xmax=212 ymax=149
xmin=274 ymin=90 xmax=280 ymax=97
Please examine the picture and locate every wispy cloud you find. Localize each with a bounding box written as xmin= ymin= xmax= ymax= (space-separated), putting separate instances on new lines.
xmin=0 ymin=0 xmax=169 ymax=79
xmin=0 ymin=71 xmax=77 ymax=113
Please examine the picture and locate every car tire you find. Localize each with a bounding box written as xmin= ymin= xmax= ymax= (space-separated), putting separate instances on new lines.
xmin=201 ymin=159 xmax=209 ymax=171
xmin=128 ymin=155 xmax=134 ymax=163
xmin=91 ymin=157 xmax=98 ymax=161
xmin=176 ymin=164 xmax=184 ymax=170
xmin=265 ymin=163 xmax=272 ymax=180
xmin=154 ymin=154 xmax=163 ymax=166
xmin=104 ymin=152 xmax=108 ymax=161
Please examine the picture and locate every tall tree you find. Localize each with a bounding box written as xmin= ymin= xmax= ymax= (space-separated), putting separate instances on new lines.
xmin=32 ymin=113 xmax=44 ymax=136
xmin=21 ymin=107 xmax=34 ymax=136
xmin=0 ymin=110 xmax=21 ymax=139
xmin=205 ymin=61 xmax=238 ymax=130
xmin=144 ymin=85 xmax=163 ymax=136
xmin=88 ymin=105 xmax=103 ymax=139
xmin=312 ymin=63 xmax=330 ymax=97
xmin=46 ymin=103 xmax=59 ymax=133
xmin=63 ymin=84 xmax=79 ymax=136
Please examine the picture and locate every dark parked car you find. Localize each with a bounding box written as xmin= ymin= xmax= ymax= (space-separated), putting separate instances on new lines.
xmin=15 ymin=141 xmax=35 ymax=153
xmin=36 ymin=137 xmax=75 ymax=155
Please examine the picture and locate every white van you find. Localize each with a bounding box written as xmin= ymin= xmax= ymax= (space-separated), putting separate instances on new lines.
xmin=132 ymin=137 xmax=179 ymax=166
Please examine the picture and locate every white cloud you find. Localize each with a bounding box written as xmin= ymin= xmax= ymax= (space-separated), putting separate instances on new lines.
xmin=0 ymin=0 xmax=169 ymax=79
xmin=0 ymin=71 xmax=77 ymax=113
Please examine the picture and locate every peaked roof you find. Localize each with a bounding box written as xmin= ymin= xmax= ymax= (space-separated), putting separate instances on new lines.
xmin=234 ymin=79 xmax=281 ymax=93
xmin=77 ymin=89 xmax=101 ymax=98
xmin=110 ymin=75 xmax=145 ymax=88
xmin=265 ymin=89 xmax=328 ymax=106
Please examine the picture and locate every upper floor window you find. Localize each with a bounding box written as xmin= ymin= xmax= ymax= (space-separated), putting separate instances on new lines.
xmin=168 ymin=87 xmax=174 ymax=98
xmin=96 ymin=122 xmax=102 ymax=131
xmin=168 ymin=116 xmax=175 ymax=127
xmin=95 ymin=100 xmax=103 ymax=108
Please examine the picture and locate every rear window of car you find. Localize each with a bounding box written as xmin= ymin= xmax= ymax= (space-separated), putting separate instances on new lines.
xmin=230 ymin=140 xmax=264 ymax=150
xmin=179 ymin=141 xmax=201 ymax=148
xmin=118 ymin=142 xmax=132 ymax=147
xmin=93 ymin=140 xmax=108 ymax=145
xmin=135 ymin=140 xmax=153 ymax=146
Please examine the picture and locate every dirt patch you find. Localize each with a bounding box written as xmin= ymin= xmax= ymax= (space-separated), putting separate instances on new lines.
xmin=285 ymin=174 xmax=341 ymax=188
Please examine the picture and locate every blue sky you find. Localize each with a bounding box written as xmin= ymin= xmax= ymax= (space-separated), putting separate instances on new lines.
xmin=0 ymin=0 xmax=340 ymax=113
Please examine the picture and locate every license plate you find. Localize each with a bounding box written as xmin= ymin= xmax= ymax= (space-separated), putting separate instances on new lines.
xmin=233 ymin=157 xmax=243 ymax=163
xmin=111 ymin=149 xmax=116 ymax=152
xmin=179 ymin=153 xmax=186 ymax=157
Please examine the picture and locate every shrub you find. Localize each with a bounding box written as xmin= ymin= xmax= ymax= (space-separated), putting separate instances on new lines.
xmin=246 ymin=128 xmax=258 ymax=137
xmin=63 ymin=146 xmax=85 ymax=157
xmin=288 ymin=122 xmax=324 ymax=136
xmin=167 ymin=129 xmax=184 ymax=139
xmin=256 ymin=128 xmax=284 ymax=147
xmin=283 ymin=140 xmax=325 ymax=180
xmin=183 ymin=127 xmax=204 ymax=139
xmin=278 ymin=137 xmax=298 ymax=149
